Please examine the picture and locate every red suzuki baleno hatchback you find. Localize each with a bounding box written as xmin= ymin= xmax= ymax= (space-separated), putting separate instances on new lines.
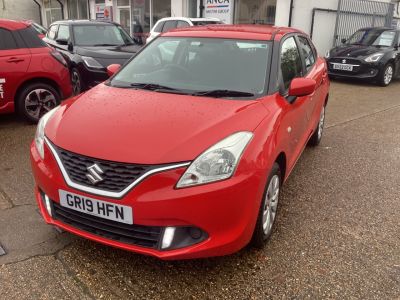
xmin=31 ymin=25 xmax=329 ymax=259
xmin=0 ymin=19 xmax=72 ymax=122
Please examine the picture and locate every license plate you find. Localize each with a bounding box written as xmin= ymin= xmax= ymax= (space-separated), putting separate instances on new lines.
xmin=332 ymin=63 xmax=353 ymax=71
xmin=59 ymin=190 xmax=133 ymax=224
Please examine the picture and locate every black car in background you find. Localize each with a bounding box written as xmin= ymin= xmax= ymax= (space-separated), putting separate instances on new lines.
xmin=326 ymin=27 xmax=400 ymax=86
xmin=43 ymin=20 xmax=142 ymax=95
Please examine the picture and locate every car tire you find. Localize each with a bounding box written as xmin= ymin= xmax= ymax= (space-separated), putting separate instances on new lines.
xmin=71 ymin=67 xmax=83 ymax=95
xmin=16 ymin=82 xmax=60 ymax=123
xmin=308 ymin=105 xmax=326 ymax=147
xmin=378 ymin=63 xmax=394 ymax=87
xmin=251 ymin=163 xmax=281 ymax=248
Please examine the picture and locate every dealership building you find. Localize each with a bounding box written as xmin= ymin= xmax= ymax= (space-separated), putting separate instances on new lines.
xmin=1 ymin=0 xmax=399 ymax=53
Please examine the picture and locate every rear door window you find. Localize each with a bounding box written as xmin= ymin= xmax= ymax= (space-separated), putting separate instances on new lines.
xmin=154 ymin=21 xmax=164 ymax=33
xmin=177 ymin=21 xmax=190 ymax=28
xmin=280 ymin=37 xmax=303 ymax=91
xmin=162 ymin=21 xmax=177 ymax=33
xmin=0 ymin=28 xmax=18 ymax=50
xmin=18 ymin=27 xmax=47 ymax=48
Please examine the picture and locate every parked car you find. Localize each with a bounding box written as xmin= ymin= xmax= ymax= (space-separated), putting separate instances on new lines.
xmin=0 ymin=19 xmax=72 ymax=122
xmin=326 ymin=27 xmax=400 ymax=86
xmin=23 ymin=20 xmax=47 ymax=39
xmin=31 ymin=25 xmax=329 ymax=259
xmin=146 ymin=17 xmax=223 ymax=43
xmin=43 ymin=20 xmax=142 ymax=95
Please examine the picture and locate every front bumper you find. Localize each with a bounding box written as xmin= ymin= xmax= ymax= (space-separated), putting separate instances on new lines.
xmin=30 ymin=141 xmax=265 ymax=260
xmin=327 ymin=58 xmax=381 ymax=80
xmin=78 ymin=63 xmax=109 ymax=89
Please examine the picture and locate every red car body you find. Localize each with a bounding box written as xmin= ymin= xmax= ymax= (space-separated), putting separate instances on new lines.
xmin=30 ymin=25 xmax=330 ymax=259
xmin=0 ymin=19 xmax=71 ymax=117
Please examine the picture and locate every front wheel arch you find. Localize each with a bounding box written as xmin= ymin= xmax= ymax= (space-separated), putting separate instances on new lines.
xmin=14 ymin=77 xmax=61 ymax=113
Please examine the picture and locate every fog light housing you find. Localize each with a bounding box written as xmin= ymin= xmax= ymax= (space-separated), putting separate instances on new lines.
xmin=44 ymin=194 xmax=53 ymax=217
xmin=40 ymin=190 xmax=53 ymax=217
xmin=160 ymin=226 xmax=208 ymax=250
xmin=161 ymin=227 xmax=176 ymax=249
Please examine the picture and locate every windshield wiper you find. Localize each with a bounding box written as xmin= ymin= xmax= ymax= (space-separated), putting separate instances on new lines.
xmin=191 ymin=89 xmax=255 ymax=98
xmin=129 ymin=83 xmax=184 ymax=93
xmin=92 ymin=43 xmax=120 ymax=46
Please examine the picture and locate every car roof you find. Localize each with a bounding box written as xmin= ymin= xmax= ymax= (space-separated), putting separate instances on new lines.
xmin=0 ymin=19 xmax=29 ymax=30
xmin=162 ymin=24 xmax=304 ymax=41
xmin=49 ymin=19 xmax=118 ymax=26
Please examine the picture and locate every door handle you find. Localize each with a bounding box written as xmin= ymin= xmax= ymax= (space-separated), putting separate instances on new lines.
xmin=7 ymin=57 xmax=24 ymax=63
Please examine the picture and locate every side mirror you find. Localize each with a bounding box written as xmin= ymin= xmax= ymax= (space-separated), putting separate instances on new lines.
xmin=56 ymin=38 xmax=68 ymax=45
xmin=341 ymin=38 xmax=347 ymax=44
xmin=107 ymin=64 xmax=121 ymax=77
xmin=289 ymin=78 xmax=316 ymax=97
xmin=67 ymin=41 xmax=73 ymax=52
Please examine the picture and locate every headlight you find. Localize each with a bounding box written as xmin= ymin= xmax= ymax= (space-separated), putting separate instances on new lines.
xmin=365 ymin=53 xmax=384 ymax=62
xmin=82 ymin=56 xmax=104 ymax=69
xmin=34 ymin=107 xmax=59 ymax=159
xmin=176 ymin=132 xmax=253 ymax=188
xmin=325 ymin=51 xmax=330 ymax=59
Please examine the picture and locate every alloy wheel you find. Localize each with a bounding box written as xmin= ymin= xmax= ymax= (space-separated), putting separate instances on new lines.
xmin=24 ymin=89 xmax=57 ymax=120
xmin=262 ymin=174 xmax=280 ymax=235
xmin=71 ymin=70 xmax=81 ymax=95
xmin=384 ymin=65 xmax=393 ymax=85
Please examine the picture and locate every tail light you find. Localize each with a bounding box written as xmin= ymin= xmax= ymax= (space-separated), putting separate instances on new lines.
xmin=51 ymin=50 xmax=67 ymax=67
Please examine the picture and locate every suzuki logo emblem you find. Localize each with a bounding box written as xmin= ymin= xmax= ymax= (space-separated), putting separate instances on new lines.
xmin=86 ymin=164 xmax=104 ymax=185
xmin=342 ymin=59 xmax=347 ymax=64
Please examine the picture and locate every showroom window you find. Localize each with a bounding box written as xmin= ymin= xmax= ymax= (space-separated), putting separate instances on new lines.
xmin=129 ymin=0 xmax=170 ymax=42
xmin=235 ymin=0 xmax=277 ymax=25
xmin=69 ymin=0 xmax=89 ymax=20
xmin=117 ymin=0 xmax=131 ymax=34
xmin=43 ymin=0 xmax=63 ymax=26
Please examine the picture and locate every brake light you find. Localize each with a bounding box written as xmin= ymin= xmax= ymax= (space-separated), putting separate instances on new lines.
xmin=51 ymin=50 xmax=67 ymax=67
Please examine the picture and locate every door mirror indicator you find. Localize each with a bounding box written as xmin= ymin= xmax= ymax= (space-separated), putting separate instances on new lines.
xmin=288 ymin=78 xmax=316 ymax=97
xmin=107 ymin=64 xmax=121 ymax=77
xmin=56 ymin=38 xmax=68 ymax=45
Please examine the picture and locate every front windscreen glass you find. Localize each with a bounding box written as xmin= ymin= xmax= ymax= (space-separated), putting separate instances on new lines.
xmin=72 ymin=24 xmax=134 ymax=46
xmin=346 ymin=29 xmax=396 ymax=47
xmin=110 ymin=37 xmax=271 ymax=98
xmin=191 ymin=21 xmax=223 ymax=25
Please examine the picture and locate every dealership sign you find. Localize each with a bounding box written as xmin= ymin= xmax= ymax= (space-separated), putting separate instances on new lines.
xmin=204 ymin=0 xmax=233 ymax=24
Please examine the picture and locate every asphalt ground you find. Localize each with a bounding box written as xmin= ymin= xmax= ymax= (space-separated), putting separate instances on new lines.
xmin=0 ymin=80 xmax=399 ymax=299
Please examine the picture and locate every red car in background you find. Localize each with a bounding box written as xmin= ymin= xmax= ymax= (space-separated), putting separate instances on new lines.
xmin=31 ymin=25 xmax=329 ymax=259
xmin=0 ymin=19 xmax=72 ymax=122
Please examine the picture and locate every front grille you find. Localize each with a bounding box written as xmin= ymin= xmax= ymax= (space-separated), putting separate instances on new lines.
xmin=53 ymin=144 xmax=159 ymax=193
xmin=53 ymin=202 xmax=162 ymax=248
xmin=329 ymin=57 xmax=361 ymax=65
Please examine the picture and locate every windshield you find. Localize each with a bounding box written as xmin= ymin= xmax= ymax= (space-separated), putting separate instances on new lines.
xmin=346 ymin=29 xmax=396 ymax=47
xmin=72 ymin=24 xmax=134 ymax=46
xmin=111 ymin=37 xmax=271 ymax=98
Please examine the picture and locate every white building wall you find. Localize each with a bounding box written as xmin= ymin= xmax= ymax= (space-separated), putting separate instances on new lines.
xmin=275 ymin=0 xmax=400 ymax=55
xmin=171 ymin=0 xmax=185 ymax=17
xmin=0 ymin=0 xmax=41 ymax=23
